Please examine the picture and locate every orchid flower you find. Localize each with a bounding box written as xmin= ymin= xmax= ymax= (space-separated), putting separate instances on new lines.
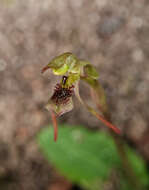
xmin=41 ymin=52 xmax=121 ymax=141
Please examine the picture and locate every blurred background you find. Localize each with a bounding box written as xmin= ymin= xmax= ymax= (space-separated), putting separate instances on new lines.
xmin=0 ymin=0 xmax=149 ymax=189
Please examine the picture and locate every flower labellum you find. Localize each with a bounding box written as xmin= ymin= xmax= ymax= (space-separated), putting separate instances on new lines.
xmin=45 ymin=76 xmax=75 ymax=141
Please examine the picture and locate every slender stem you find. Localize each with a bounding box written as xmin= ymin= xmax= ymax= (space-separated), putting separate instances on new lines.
xmin=81 ymin=77 xmax=143 ymax=189
xmin=106 ymin=115 xmax=142 ymax=190
xmin=50 ymin=110 xmax=58 ymax=142
xmin=88 ymin=105 xmax=142 ymax=189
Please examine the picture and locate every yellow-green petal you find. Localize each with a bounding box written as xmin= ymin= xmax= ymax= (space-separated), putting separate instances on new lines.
xmin=53 ymin=64 xmax=69 ymax=75
xmin=84 ymin=65 xmax=99 ymax=79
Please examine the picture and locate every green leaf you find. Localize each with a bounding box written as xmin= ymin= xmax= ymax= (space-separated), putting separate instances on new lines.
xmin=127 ymin=148 xmax=149 ymax=187
xmin=37 ymin=126 xmax=149 ymax=190
xmin=37 ymin=126 xmax=119 ymax=190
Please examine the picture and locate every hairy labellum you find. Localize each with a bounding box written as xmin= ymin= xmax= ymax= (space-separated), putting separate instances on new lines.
xmin=51 ymin=83 xmax=74 ymax=105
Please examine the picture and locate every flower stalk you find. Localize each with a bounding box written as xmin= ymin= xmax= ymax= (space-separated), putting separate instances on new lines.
xmin=50 ymin=110 xmax=58 ymax=142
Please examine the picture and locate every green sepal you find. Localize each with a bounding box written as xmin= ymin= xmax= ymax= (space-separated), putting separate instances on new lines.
xmin=49 ymin=52 xmax=72 ymax=69
xmin=78 ymin=60 xmax=90 ymax=67
xmin=84 ymin=65 xmax=99 ymax=79
xmin=81 ymin=77 xmax=108 ymax=116
xmin=53 ymin=64 xmax=69 ymax=75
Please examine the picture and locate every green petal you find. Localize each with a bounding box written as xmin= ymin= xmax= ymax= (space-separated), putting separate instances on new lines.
xmin=79 ymin=60 xmax=90 ymax=67
xmin=44 ymin=52 xmax=72 ymax=71
xmin=66 ymin=55 xmax=80 ymax=74
xmin=84 ymin=65 xmax=99 ymax=79
xmin=53 ymin=64 xmax=69 ymax=75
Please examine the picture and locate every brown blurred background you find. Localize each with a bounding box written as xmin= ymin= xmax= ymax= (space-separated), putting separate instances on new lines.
xmin=0 ymin=0 xmax=149 ymax=189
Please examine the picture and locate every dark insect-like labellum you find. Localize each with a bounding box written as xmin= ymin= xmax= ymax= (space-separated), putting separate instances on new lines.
xmin=51 ymin=76 xmax=74 ymax=105
xmin=47 ymin=76 xmax=74 ymax=142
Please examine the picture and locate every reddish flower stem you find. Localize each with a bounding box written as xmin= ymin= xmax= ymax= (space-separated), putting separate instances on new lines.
xmin=94 ymin=112 xmax=121 ymax=134
xmin=50 ymin=110 xmax=58 ymax=142
xmin=89 ymin=89 xmax=120 ymax=134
